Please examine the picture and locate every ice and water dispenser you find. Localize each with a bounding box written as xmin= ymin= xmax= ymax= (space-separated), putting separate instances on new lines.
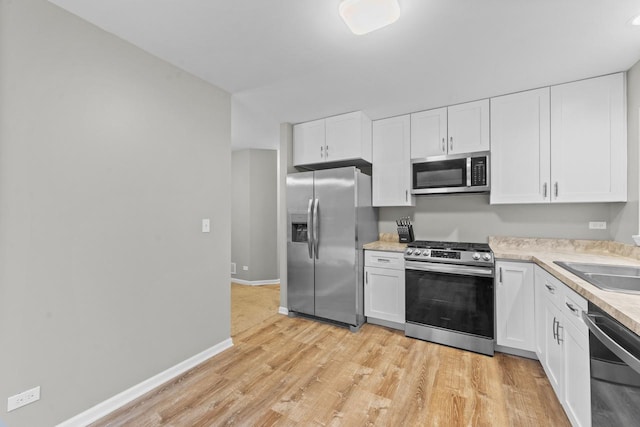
xmin=290 ymin=214 xmax=308 ymax=243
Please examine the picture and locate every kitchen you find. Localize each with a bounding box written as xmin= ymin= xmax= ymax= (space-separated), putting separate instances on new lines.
xmin=3 ymin=1 xmax=640 ymax=426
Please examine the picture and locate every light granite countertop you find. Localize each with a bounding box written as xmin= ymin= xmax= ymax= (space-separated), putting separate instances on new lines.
xmin=490 ymin=236 xmax=640 ymax=336
xmin=363 ymin=233 xmax=407 ymax=253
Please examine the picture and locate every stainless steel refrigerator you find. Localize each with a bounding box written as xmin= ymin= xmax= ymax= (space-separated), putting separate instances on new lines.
xmin=287 ymin=167 xmax=378 ymax=331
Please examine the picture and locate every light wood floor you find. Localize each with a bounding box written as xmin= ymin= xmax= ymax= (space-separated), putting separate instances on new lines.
xmin=230 ymin=283 xmax=280 ymax=336
xmin=91 ymin=286 xmax=570 ymax=426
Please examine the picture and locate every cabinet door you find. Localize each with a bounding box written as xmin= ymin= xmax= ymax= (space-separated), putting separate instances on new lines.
xmin=365 ymin=266 xmax=405 ymax=324
xmin=490 ymin=88 xmax=551 ymax=204
xmin=447 ymin=99 xmax=490 ymax=154
xmin=550 ymin=72 xmax=627 ymax=202
xmin=534 ymin=268 xmax=546 ymax=360
xmin=372 ymin=115 xmax=415 ymax=206
xmin=563 ymin=320 xmax=591 ymax=427
xmin=544 ymin=301 xmax=565 ymax=401
xmin=496 ymin=261 xmax=536 ymax=351
xmin=293 ymin=119 xmax=325 ymax=166
xmin=325 ymin=111 xmax=371 ymax=163
xmin=411 ymin=107 xmax=447 ymax=158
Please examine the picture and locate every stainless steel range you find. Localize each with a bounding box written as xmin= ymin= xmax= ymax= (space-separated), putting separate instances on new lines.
xmin=404 ymin=240 xmax=495 ymax=356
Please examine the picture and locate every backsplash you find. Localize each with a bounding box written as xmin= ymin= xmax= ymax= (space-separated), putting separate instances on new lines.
xmin=378 ymin=193 xmax=620 ymax=243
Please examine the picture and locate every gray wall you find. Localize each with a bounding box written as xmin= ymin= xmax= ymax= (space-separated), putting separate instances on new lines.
xmin=379 ymin=195 xmax=616 ymax=242
xmin=278 ymin=124 xmax=295 ymax=309
xmin=611 ymin=61 xmax=640 ymax=243
xmin=231 ymin=149 xmax=278 ymax=282
xmin=0 ymin=1 xmax=231 ymax=426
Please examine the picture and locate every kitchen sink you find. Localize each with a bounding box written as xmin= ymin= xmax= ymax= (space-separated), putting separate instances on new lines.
xmin=554 ymin=261 xmax=640 ymax=294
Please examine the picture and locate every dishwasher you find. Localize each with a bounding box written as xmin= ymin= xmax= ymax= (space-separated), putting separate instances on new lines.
xmin=582 ymin=303 xmax=640 ymax=426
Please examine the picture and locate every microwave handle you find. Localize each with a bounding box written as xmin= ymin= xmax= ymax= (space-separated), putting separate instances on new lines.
xmin=466 ymin=157 xmax=471 ymax=187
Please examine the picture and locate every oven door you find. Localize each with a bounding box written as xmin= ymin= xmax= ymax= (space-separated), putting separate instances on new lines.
xmin=405 ymin=261 xmax=494 ymax=339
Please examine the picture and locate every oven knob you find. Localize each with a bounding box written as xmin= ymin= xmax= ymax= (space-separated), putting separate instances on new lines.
xmin=414 ymin=250 xmax=421 ymax=256
xmin=482 ymin=253 xmax=492 ymax=261
xmin=472 ymin=252 xmax=481 ymax=260
xmin=406 ymin=249 xmax=413 ymax=255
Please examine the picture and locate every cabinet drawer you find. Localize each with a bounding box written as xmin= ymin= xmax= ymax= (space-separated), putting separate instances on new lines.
xmin=365 ymin=250 xmax=404 ymax=270
xmin=535 ymin=267 xmax=563 ymax=306
xmin=562 ymin=288 xmax=588 ymax=332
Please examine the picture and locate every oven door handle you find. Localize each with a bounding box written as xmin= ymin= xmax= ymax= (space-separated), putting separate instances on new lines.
xmin=405 ymin=261 xmax=494 ymax=277
xmin=582 ymin=311 xmax=640 ymax=375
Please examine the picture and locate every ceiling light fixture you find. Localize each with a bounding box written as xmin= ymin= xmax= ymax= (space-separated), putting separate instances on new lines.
xmin=339 ymin=0 xmax=401 ymax=35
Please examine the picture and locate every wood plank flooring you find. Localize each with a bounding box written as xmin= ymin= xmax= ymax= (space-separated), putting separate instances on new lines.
xmin=230 ymin=283 xmax=280 ymax=336
xmin=91 ymin=285 xmax=570 ymax=426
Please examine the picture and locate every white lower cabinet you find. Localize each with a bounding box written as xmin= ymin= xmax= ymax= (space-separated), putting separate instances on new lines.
xmin=563 ymin=318 xmax=591 ymax=427
xmin=364 ymin=250 xmax=405 ymax=327
xmin=495 ymin=261 xmax=536 ymax=352
xmin=535 ymin=266 xmax=591 ymax=427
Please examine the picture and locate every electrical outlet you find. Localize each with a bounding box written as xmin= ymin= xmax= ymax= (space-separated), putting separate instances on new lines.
xmin=7 ymin=386 xmax=40 ymax=412
xmin=231 ymin=262 xmax=236 ymax=274
xmin=243 ymin=266 xmax=249 ymax=271
xmin=589 ymin=221 xmax=607 ymax=230
xmin=202 ymin=219 xmax=210 ymax=233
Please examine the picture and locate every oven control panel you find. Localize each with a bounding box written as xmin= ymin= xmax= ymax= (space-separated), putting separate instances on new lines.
xmin=431 ymin=250 xmax=460 ymax=259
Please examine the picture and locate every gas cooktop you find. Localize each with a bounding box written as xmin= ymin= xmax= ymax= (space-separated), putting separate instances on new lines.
xmin=404 ymin=240 xmax=493 ymax=265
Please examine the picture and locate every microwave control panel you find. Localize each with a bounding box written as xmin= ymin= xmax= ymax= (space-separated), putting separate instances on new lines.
xmin=471 ymin=157 xmax=487 ymax=187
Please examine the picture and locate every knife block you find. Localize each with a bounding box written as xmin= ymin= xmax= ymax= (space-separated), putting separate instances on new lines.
xmin=398 ymin=224 xmax=414 ymax=243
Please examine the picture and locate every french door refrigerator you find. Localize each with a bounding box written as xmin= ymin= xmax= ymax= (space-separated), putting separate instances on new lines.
xmin=287 ymin=167 xmax=378 ymax=331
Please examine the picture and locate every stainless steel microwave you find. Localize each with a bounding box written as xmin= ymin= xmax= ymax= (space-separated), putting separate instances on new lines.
xmin=411 ymin=151 xmax=490 ymax=195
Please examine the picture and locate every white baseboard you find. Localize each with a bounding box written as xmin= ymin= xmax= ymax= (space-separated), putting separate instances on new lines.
xmin=278 ymin=306 xmax=289 ymax=315
xmin=231 ymin=278 xmax=280 ymax=286
xmin=56 ymin=338 xmax=234 ymax=427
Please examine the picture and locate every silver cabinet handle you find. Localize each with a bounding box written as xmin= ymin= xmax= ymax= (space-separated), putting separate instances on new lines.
xmin=307 ymin=199 xmax=314 ymax=259
xmin=565 ymin=302 xmax=578 ymax=314
xmin=405 ymin=189 xmax=408 ymax=202
xmin=552 ymin=317 xmax=558 ymax=340
xmin=556 ymin=323 xmax=563 ymax=344
xmin=365 ymin=271 xmax=368 ymax=284
xmin=325 ymin=145 xmax=329 ymax=159
xmin=543 ymin=182 xmax=548 ymax=198
xmin=554 ymin=182 xmax=558 ymax=198
xmin=583 ymin=311 xmax=640 ymax=375
xmin=320 ymin=146 xmax=324 ymax=159
xmin=499 ymin=267 xmax=503 ymax=284
xmin=545 ymin=283 xmax=556 ymax=294
xmin=377 ymin=258 xmax=391 ymax=263
xmin=450 ymin=136 xmax=453 ymax=151
xmin=313 ymin=199 xmax=319 ymax=259
xmin=442 ymin=137 xmax=445 ymax=152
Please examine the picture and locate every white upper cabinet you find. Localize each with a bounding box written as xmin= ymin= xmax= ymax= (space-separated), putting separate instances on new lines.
xmin=293 ymin=119 xmax=325 ymax=166
xmin=411 ymin=100 xmax=489 ymax=159
xmin=325 ymin=111 xmax=372 ymax=163
xmin=491 ymin=73 xmax=627 ymax=204
xmin=551 ymin=73 xmax=627 ymax=203
xmin=372 ymin=115 xmax=415 ymax=206
xmin=447 ymin=99 xmax=490 ymax=154
xmin=293 ymin=111 xmax=372 ymax=167
xmin=411 ymin=107 xmax=448 ymax=158
xmin=490 ymin=88 xmax=551 ymax=204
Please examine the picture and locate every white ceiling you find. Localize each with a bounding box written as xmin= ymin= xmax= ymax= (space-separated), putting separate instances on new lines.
xmin=49 ymin=0 xmax=640 ymax=151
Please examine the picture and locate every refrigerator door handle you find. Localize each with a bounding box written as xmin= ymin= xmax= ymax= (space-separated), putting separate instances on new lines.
xmin=307 ymin=199 xmax=314 ymax=259
xmin=313 ymin=198 xmax=319 ymax=259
